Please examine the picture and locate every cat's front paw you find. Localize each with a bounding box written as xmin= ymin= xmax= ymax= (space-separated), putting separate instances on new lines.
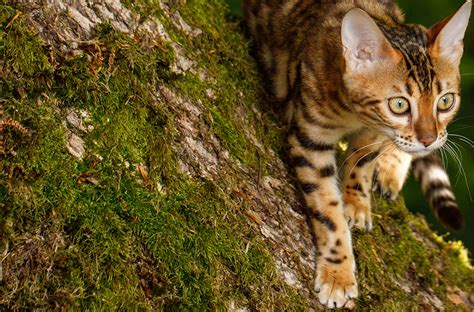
xmin=315 ymin=261 xmax=358 ymax=308
xmin=374 ymin=172 xmax=403 ymax=201
xmin=344 ymin=201 xmax=372 ymax=231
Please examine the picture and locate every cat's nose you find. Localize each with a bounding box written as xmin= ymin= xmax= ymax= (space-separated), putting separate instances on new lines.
xmin=417 ymin=134 xmax=436 ymax=147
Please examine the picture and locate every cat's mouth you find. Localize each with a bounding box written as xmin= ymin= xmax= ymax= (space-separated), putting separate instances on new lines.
xmin=392 ymin=136 xmax=447 ymax=158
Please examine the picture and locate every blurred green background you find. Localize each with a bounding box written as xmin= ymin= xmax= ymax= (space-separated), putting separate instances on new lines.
xmin=225 ymin=0 xmax=474 ymax=253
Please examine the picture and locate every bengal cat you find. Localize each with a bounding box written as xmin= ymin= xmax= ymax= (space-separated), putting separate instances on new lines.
xmin=243 ymin=0 xmax=471 ymax=308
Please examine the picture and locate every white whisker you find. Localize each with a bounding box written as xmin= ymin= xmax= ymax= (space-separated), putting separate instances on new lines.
xmin=338 ymin=140 xmax=387 ymax=173
xmin=448 ymin=139 xmax=464 ymax=155
xmin=344 ymin=142 xmax=391 ymax=183
xmin=444 ymin=142 xmax=472 ymax=201
xmin=378 ymin=147 xmax=397 ymax=186
xmin=449 ymin=133 xmax=474 ymax=147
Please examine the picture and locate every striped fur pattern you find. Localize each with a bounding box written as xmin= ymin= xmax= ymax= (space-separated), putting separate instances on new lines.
xmin=413 ymin=153 xmax=464 ymax=230
xmin=244 ymin=0 xmax=471 ymax=308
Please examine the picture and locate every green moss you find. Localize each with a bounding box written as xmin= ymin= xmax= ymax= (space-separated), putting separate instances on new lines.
xmin=352 ymin=197 xmax=474 ymax=310
xmin=123 ymin=0 xmax=284 ymax=172
xmin=0 ymin=3 xmax=303 ymax=310
xmin=1 ymin=1 xmax=472 ymax=310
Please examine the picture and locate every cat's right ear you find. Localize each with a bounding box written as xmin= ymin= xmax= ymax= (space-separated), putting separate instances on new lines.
xmin=341 ymin=9 xmax=400 ymax=72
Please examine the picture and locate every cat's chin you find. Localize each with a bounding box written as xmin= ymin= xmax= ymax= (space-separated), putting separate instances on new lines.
xmin=392 ymin=143 xmax=434 ymax=158
xmin=405 ymin=150 xmax=433 ymax=158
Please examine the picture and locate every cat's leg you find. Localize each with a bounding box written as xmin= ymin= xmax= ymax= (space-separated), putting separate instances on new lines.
xmin=374 ymin=147 xmax=412 ymax=200
xmin=341 ymin=130 xmax=387 ymax=230
xmin=289 ymin=124 xmax=357 ymax=308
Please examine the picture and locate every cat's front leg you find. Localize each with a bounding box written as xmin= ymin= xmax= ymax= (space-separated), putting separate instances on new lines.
xmin=341 ymin=131 xmax=387 ymax=230
xmin=289 ymin=125 xmax=357 ymax=308
xmin=374 ymin=147 xmax=412 ymax=200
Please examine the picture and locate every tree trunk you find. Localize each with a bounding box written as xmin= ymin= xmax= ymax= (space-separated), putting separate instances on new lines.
xmin=1 ymin=0 xmax=472 ymax=310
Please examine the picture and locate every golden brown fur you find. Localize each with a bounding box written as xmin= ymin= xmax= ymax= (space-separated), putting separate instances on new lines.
xmin=244 ymin=0 xmax=471 ymax=308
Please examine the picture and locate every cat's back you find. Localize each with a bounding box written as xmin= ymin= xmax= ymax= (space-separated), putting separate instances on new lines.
xmin=243 ymin=0 xmax=405 ymax=101
xmin=244 ymin=0 xmax=404 ymax=44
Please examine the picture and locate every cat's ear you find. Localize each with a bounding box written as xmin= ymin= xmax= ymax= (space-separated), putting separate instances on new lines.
xmin=428 ymin=1 xmax=472 ymax=65
xmin=341 ymin=9 xmax=400 ymax=72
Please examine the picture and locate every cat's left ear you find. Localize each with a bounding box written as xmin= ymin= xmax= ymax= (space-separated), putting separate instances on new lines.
xmin=428 ymin=1 xmax=472 ymax=65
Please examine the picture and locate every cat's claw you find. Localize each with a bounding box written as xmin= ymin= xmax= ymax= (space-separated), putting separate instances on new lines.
xmin=365 ymin=220 xmax=373 ymax=231
xmin=315 ymin=263 xmax=358 ymax=308
xmin=373 ymin=182 xmax=398 ymax=201
xmin=344 ymin=203 xmax=372 ymax=231
xmin=375 ymin=173 xmax=404 ymax=201
xmin=346 ymin=216 xmax=353 ymax=228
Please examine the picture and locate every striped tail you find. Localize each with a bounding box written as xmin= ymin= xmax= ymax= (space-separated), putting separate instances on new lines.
xmin=412 ymin=153 xmax=464 ymax=231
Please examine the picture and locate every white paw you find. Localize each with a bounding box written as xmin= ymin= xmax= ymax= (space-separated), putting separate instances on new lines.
xmin=344 ymin=202 xmax=372 ymax=231
xmin=374 ymin=167 xmax=406 ymax=201
xmin=315 ymin=262 xmax=358 ymax=308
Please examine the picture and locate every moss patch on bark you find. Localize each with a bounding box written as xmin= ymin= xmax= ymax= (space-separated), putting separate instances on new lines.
xmin=1 ymin=1 xmax=472 ymax=311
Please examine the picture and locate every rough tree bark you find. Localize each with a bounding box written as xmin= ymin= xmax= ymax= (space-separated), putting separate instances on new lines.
xmin=1 ymin=0 xmax=473 ymax=310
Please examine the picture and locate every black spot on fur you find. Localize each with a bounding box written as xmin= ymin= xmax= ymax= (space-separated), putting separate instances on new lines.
xmin=425 ymin=181 xmax=451 ymax=199
xmin=312 ymin=211 xmax=337 ymax=231
xmin=364 ymin=99 xmax=382 ymax=106
xmin=325 ymin=257 xmax=343 ymax=264
xmin=356 ymin=152 xmax=379 ymax=167
xmin=301 ymin=183 xmax=319 ymax=194
xmin=431 ymin=196 xmax=457 ymax=210
xmin=348 ymin=183 xmax=364 ymax=193
xmin=319 ymin=165 xmax=336 ymax=178
xmin=292 ymin=156 xmax=315 ymax=168
xmin=293 ymin=125 xmax=335 ymax=151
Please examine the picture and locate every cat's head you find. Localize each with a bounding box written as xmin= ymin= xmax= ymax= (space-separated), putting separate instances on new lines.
xmin=341 ymin=1 xmax=471 ymax=157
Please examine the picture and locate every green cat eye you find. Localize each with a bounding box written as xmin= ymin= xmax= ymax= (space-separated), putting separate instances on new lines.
xmin=437 ymin=93 xmax=455 ymax=112
xmin=388 ymin=97 xmax=410 ymax=115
